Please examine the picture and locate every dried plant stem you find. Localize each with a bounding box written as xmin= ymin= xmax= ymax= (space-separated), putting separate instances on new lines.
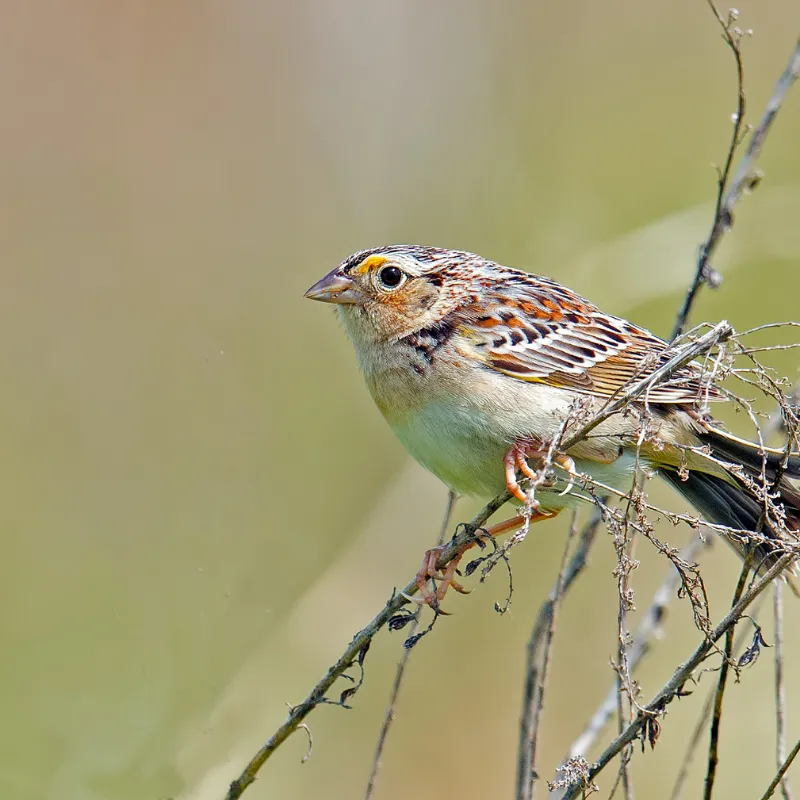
xmin=702 ymin=555 xmax=753 ymax=800
xmin=525 ymin=511 xmax=578 ymax=800
xmin=669 ymin=593 xmax=769 ymax=800
xmin=773 ymin=581 xmax=794 ymax=800
xmin=563 ymin=322 xmax=732 ymax=451
xmin=516 ymin=508 xmax=600 ymax=800
xmin=552 ymin=29 xmax=800 ymax=799
xmin=723 ymin=35 xmax=800 ymax=218
xmin=363 ymin=490 xmax=457 ymax=800
xmin=614 ymin=523 xmax=638 ymax=800
xmin=670 ymin=669 xmax=716 ymax=800
xmin=672 ymin=1 xmax=747 ymax=340
xmin=762 ymin=739 xmax=800 ymax=800
xmin=223 ymin=488 xmax=508 ymax=800
xmin=560 ymin=553 xmax=797 ymax=800
xmin=559 ymin=535 xmax=707 ymax=773
xmin=672 ymin=10 xmax=800 ymax=339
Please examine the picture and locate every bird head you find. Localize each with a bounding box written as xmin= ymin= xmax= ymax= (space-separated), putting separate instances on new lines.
xmin=304 ymin=245 xmax=474 ymax=343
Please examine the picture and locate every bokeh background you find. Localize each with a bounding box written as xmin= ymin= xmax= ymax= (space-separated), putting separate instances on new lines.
xmin=2 ymin=1 xmax=800 ymax=798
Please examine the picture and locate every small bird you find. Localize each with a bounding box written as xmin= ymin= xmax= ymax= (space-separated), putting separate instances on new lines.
xmin=305 ymin=245 xmax=800 ymax=605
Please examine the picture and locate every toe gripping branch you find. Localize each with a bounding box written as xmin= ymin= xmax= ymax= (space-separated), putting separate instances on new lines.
xmin=504 ymin=439 xmax=578 ymax=504
xmin=408 ymin=507 xmax=560 ymax=619
xmin=410 ymin=523 xmax=493 ymax=612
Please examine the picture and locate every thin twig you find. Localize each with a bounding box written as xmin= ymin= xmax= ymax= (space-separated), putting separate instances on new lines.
xmin=670 ymin=593 xmax=770 ymax=800
xmin=774 ymin=581 xmax=794 ymax=800
xmin=672 ymin=2 xmax=747 ymax=340
xmin=559 ymin=553 xmax=796 ymax=800
xmin=702 ymin=554 xmax=753 ymax=800
xmin=552 ymin=24 xmax=800 ymax=800
xmin=516 ymin=508 xmax=600 ymax=800
xmin=670 ymin=657 xmax=717 ymax=800
xmin=223 ymin=489 xmax=508 ymax=800
xmin=761 ymin=739 xmax=800 ymax=800
xmin=672 ymin=12 xmax=800 ymax=339
xmin=560 ymin=535 xmax=707 ymax=772
xmin=363 ymin=490 xmax=457 ymax=800
xmin=529 ymin=511 xmax=579 ymax=800
xmin=615 ymin=487 xmax=641 ymax=800
xmin=556 ymin=29 xmax=800 ymax=796
xmin=722 ymin=34 xmax=800 ymax=220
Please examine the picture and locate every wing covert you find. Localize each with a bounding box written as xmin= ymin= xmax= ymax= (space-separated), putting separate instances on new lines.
xmin=454 ymin=277 xmax=720 ymax=404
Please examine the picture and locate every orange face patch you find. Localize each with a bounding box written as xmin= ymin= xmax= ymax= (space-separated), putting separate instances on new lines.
xmin=351 ymin=254 xmax=388 ymax=275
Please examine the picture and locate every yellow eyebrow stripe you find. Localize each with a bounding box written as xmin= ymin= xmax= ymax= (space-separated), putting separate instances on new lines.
xmin=351 ymin=255 xmax=388 ymax=275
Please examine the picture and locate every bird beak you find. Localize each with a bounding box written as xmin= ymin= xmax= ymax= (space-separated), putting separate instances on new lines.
xmin=304 ymin=271 xmax=363 ymax=305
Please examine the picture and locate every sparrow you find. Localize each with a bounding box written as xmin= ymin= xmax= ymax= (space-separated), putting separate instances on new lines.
xmin=305 ymin=245 xmax=800 ymax=605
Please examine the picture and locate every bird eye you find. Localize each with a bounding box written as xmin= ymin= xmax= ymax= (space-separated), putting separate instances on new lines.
xmin=377 ymin=265 xmax=405 ymax=290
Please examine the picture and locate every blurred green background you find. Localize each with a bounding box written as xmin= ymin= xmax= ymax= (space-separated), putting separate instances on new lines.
xmin=1 ymin=1 xmax=799 ymax=799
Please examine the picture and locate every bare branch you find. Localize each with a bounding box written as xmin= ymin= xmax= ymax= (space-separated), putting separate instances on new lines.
xmin=562 ymin=321 xmax=732 ymax=451
xmin=773 ymin=582 xmax=794 ymax=800
xmin=559 ymin=553 xmax=796 ymax=800
xmin=223 ymin=488 xmax=509 ymax=800
xmin=702 ymin=554 xmax=753 ymax=800
xmin=672 ymin=1 xmax=748 ymax=340
xmin=549 ymin=21 xmax=800 ymax=800
xmin=559 ymin=535 xmax=708 ymax=771
xmin=516 ymin=508 xmax=601 ymax=800
xmin=723 ymin=35 xmax=800 ymax=220
xmin=363 ymin=491 xmax=457 ymax=800
xmin=670 ymin=592 xmax=771 ymax=800
xmin=673 ymin=12 xmax=800 ymax=339
xmin=612 ymin=493 xmax=640 ymax=800
xmin=523 ymin=510 xmax=579 ymax=800
xmin=761 ymin=739 xmax=800 ymax=800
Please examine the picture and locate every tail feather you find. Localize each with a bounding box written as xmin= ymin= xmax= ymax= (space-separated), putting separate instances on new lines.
xmin=661 ymin=469 xmax=763 ymax=536
xmin=662 ymin=427 xmax=800 ymax=594
xmin=700 ymin=425 xmax=800 ymax=479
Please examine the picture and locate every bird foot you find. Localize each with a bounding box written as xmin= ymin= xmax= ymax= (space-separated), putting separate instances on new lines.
xmin=504 ymin=439 xmax=579 ymax=503
xmin=408 ymin=511 xmax=558 ymax=611
xmin=408 ymin=535 xmax=485 ymax=612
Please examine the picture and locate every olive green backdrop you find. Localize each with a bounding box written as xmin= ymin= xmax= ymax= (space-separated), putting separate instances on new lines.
xmin=1 ymin=1 xmax=799 ymax=798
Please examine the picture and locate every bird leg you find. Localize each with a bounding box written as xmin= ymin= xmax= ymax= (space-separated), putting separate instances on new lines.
xmin=504 ymin=439 xmax=579 ymax=503
xmin=412 ymin=511 xmax=557 ymax=610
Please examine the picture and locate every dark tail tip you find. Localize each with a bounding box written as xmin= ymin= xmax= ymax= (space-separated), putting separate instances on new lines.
xmin=661 ymin=468 xmax=799 ymax=574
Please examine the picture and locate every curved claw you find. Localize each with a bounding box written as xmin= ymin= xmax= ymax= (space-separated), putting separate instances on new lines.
xmin=413 ymin=544 xmax=467 ymax=612
xmin=409 ymin=511 xmax=557 ymax=612
xmin=504 ymin=441 xmax=542 ymax=509
xmin=556 ymin=454 xmax=579 ymax=496
xmin=504 ymin=446 xmax=529 ymax=503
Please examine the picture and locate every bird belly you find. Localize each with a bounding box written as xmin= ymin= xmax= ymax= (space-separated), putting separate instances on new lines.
xmin=388 ymin=400 xmax=641 ymax=510
xmin=367 ymin=361 xmax=640 ymax=506
xmin=388 ymin=401 xmax=512 ymax=497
